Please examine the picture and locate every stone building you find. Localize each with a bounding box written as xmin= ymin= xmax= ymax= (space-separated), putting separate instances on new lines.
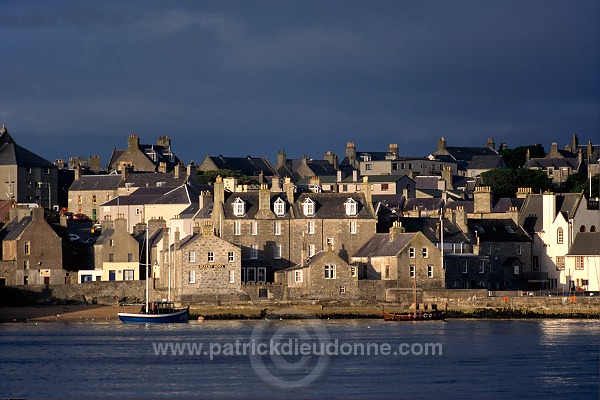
xmin=275 ymin=247 xmax=358 ymax=300
xmin=91 ymin=217 xmax=141 ymax=281
xmin=0 ymin=206 xmax=64 ymax=285
xmin=430 ymin=136 xmax=502 ymax=177
xmin=107 ymin=134 xmax=181 ymax=173
xmin=352 ymin=227 xmax=444 ymax=289
xmin=198 ymin=154 xmax=278 ymax=180
xmin=525 ymin=142 xmax=583 ymax=188
xmin=0 ymin=125 xmax=58 ymax=209
xmin=170 ymin=222 xmax=242 ymax=303
xmin=565 ymin=232 xmax=600 ymax=292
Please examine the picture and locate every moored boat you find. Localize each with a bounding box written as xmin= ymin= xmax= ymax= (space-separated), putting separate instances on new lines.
xmin=382 ymin=306 xmax=446 ymax=321
xmin=118 ymin=301 xmax=189 ymax=323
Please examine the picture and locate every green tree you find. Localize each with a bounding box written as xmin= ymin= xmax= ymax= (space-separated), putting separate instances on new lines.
xmin=481 ymin=168 xmax=552 ymax=198
xmin=499 ymin=145 xmax=546 ymax=169
xmin=563 ymin=173 xmax=600 ymax=198
xmin=196 ymin=169 xmax=259 ymax=185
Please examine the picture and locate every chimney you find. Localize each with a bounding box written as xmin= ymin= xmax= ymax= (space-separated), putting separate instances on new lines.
xmin=258 ymin=183 xmax=271 ymax=212
xmin=213 ymin=175 xmax=225 ymax=205
xmin=202 ymin=220 xmax=214 ymax=237
xmin=435 ymin=221 xmax=441 ymax=240
xmin=499 ymin=143 xmax=508 ymax=152
xmin=437 ymin=137 xmax=447 ymax=153
xmin=74 ymin=164 xmax=82 ymax=181
xmin=186 ymin=162 xmax=196 ymax=178
xmin=542 ymin=192 xmax=556 ymax=235
xmin=360 ymin=176 xmax=373 ymax=212
xmin=158 ymin=162 xmax=167 ymax=173
xmin=114 ymin=217 xmax=127 ymax=233
xmin=128 ymin=134 xmax=140 ymax=150
xmin=147 ymin=217 xmax=166 ymax=236
xmin=345 ymin=141 xmax=356 ymax=161
xmin=526 ymin=149 xmax=531 ymax=163
xmin=516 ymin=187 xmax=531 ymax=199
xmin=507 ymin=206 xmax=519 ymax=224
xmin=324 ymin=150 xmax=338 ymax=169
xmin=389 ymin=220 xmax=405 ymax=242
xmin=571 ymin=134 xmax=579 ymax=152
xmin=452 ymin=206 xmax=468 ymax=233
xmin=487 ymin=138 xmax=495 ymax=151
xmin=283 ymin=177 xmax=294 ymax=203
xmin=174 ymin=228 xmax=181 ymax=250
xmin=199 ymin=190 xmax=212 ymax=210
xmin=309 ymin=176 xmax=321 ymax=189
xmin=258 ymin=170 xmax=264 ymax=185
xmin=89 ymin=155 xmax=102 ymax=171
xmin=402 ymin=185 xmax=410 ymax=200
xmin=32 ymin=207 xmax=44 ymax=221
xmin=277 ymin=150 xmax=286 ymax=167
xmin=387 ymin=143 xmax=399 ymax=158
xmin=577 ymin=148 xmax=583 ymax=164
xmin=174 ymin=162 xmax=184 ymax=178
xmin=442 ymin=167 xmax=453 ymax=190
xmin=121 ymin=163 xmax=133 ymax=179
xmin=271 ymin=177 xmax=281 ymax=193
xmin=437 ymin=178 xmax=447 ymax=191
xmin=550 ymin=142 xmax=559 ymax=158
xmin=157 ymin=135 xmax=171 ymax=147
xmin=474 ymin=186 xmax=492 ymax=214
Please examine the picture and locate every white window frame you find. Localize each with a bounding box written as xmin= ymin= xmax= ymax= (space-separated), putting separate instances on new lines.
xmin=427 ymin=265 xmax=433 ymax=278
xmin=409 ymin=247 xmax=415 ymax=258
xmin=188 ymin=270 xmax=196 ymax=284
xmin=294 ymin=270 xmax=303 ymax=283
xmin=326 ymin=237 xmax=334 ymax=250
xmin=257 ymin=267 xmax=266 ymax=282
xmin=350 ymin=267 xmax=357 ymax=277
xmin=324 ymin=264 xmax=336 ymax=279
xmin=228 ymin=270 xmax=235 ymax=283
xmin=207 ymin=252 xmax=214 ymax=263
xmin=350 ymin=221 xmax=357 ymax=234
xmin=274 ymin=221 xmax=281 ymax=236
xmin=188 ymin=251 xmax=196 ymax=263
xmin=233 ymin=197 xmax=246 ymax=216
xmin=234 ymin=221 xmax=241 ymax=236
xmin=307 ymin=221 xmax=315 ymax=234
xmin=422 ymin=247 xmax=428 ymax=258
xmin=123 ymin=270 xmax=135 ymax=281
xmin=250 ymin=221 xmax=258 ymax=235
xmin=273 ymin=244 xmax=282 ymax=259
xmin=274 ymin=198 xmax=286 ymax=216
xmin=228 ymin=251 xmax=235 ymax=263
xmin=409 ymin=265 xmax=415 ymax=278
xmin=339 ymin=286 xmax=346 ymax=294
xmin=344 ymin=198 xmax=358 ymax=216
xmin=303 ymin=198 xmax=315 ymax=217
xmin=308 ymin=244 xmax=316 ymax=258
xmin=557 ymin=228 xmax=564 ymax=244
xmin=250 ymin=244 xmax=258 ymax=260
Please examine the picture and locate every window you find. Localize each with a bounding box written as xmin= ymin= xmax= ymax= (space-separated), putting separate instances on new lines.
xmin=303 ymin=198 xmax=315 ymax=216
xmin=24 ymin=241 xmax=30 ymax=255
xmin=384 ymin=265 xmax=390 ymax=279
xmin=274 ymin=198 xmax=286 ymax=216
xmin=228 ymin=270 xmax=235 ymax=283
xmin=410 ymin=265 xmax=415 ymax=278
xmin=250 ymin=244 xmax=258 ymax=259
xmin=273 ymin=244 xmax=282 ymax=259
xmin=517 ymin=245 xmax=522 ymax=255
xmin=427 ymin=265 xmax=433 ymax=278
xmin=308 ymin=244 xmax=316 ymax=258
xmin=26 ymin=167 xmax=32 ymax=173
xmin=513 ymin=265 xmax=520 ymax=275
xmin=188 ymin=251 xmax=196 ymax=263
xmin=188 ymin=270 xmax=196 ymax=284
xmin=479 ymin=261 xmax=485 ymax=274
xmin=326 ymin=237 xmax=334 ymax=250
xmin=580 ymin=225 xmax=586 ymax=232
xmin=349 ymin=221 xmax=357 ymax=234
xmin=365 ymin=164 xmax=372 ymax=170
xmin=381 ymin=183 xmax=389 ymax=192
xmin=78 ymin=195 xmax=83 ymax=204
xmin=228 ymin=251 xmax=234 ymax=263
xmin=234 ymin=221 xmax=241 ymax=236
xmin=488 ymin=244 xmax=493 ymax=255
xmin=24 ymin=260 xmax=29 ymax=269
xmin=127 ymin=253 xmax=133 ymax=262
xmin=92 ymin=195 xmax=97 ymax=204
xmin=324 ymin=265 xmax=336 ymax=279
xmin=422 ymin=247 xmax=428 ymax=258
xmin=123 ymin=270 xmax=134 ymax=281
xmin=575 ymin=257 xmax=585 ymax=270
xmin=462 ymin=261 xmax=468 ymax=274
xmin=350 ymin=267 xmax=357 ymax=277
xmin=257 ymin=267 xmax=266 ymax=282
xmin=135 ymin=208 xmax=140 ymax=216
xmin=295 ymin=270 xmax=303 ymax=283
xmin=557 ymin=228 xmax=563 ymax=244
xmin=409 ymin=247 xmax=416 ymax=258
xmin=307 ymin=221 xmax=315 ymax=234
xmin=556 ymin=256 xmax=565 ymax=270
xmin=274 ymin=221 xmax=281 ymax=235
xmin=339 ymin=286 xmax=346 ymax=294
xmin=233 ymin=197 xmax=245 ymax=216
xmin=207 ymin=252 xmax=214 ymax=262
xmin=392 ymin=163 xmax=398 ymax=171
xmin=109 ymin=239 xmax=114 ymax=247
xmin=250 ymin=221 xmax=257 ymax=235
xmin=109 ymin=254 xmax=114 ymax=262
xmin=344 ymin=198 xmax=358 ymax=216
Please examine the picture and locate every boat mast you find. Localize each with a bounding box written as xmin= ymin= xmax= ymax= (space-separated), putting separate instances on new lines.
xmin=413 ymin=266 xmax=417 ymax=317
xmin=440 ymin=207 xmax=444 ymax=287
xmin=145 ymin=225 xmax=149 ymax=314
xmin=167 ymin=225 xmax=171 ymax=302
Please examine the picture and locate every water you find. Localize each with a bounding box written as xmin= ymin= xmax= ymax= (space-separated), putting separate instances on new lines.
xmin=1 ymin=319 xmax=598 ymax=399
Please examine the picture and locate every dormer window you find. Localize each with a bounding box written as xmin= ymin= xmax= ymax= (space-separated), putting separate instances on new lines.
xmin=360 ymin=153 xmax=372 ymax=162
xmin=233 ymin=197 xmax=246 ymax=217
xmin=274 ymin=198 xmax=286 ymax=216
xmin=344 ymin=198 xmax=358 ymax=216
xmin=303 ymin=198 xmax=315 ymax=217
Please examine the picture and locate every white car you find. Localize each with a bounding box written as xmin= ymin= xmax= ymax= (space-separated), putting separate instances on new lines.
xmin=69 ymin=234 xmax=82 ymax=242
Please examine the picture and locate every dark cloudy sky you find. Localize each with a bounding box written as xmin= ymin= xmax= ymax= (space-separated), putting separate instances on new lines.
xmin=2 ymin=1 xmax=598 ymax=166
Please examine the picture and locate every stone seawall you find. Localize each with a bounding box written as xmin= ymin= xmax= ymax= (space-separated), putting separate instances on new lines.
xmin=1 ymin=284 xmax=598 ymax=318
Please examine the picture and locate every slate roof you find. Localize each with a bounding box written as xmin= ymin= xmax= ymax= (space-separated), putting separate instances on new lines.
xmin=492 ymin=198 xmax=524 ymax=213
xmin=119 ymin=172 xmax=189 ymax=189
xmin=525 ymin=158 xmax=581 ymax=169
xmin=0 ymin=128 xmax=55 ymax=167
xmin=353 ymin=232 xmax=417 ymax=258
xmin=203 ymin=155 xmax=277 ymax=177
xmin=445 ymin=146 xmax=498 ymax=162
xmin=468 ymin=219 xmax=531 ymax=242
xmin=291 ymin=159 xmax=338 ymax=176
xmin=402 ymin=198 xmax=444 ymax=213
xmin=291 ymin=192 xmax=375 ymax=219
xmin=102 ymin=187 xmax=170 ymax=206
xmin=415 ymin=176 xmax=440 ymax=190
xmin=0 ymin=217 xmax=32 ymax=241
xmin=149 ymin=184 xmax=200 ymax=205
xmin=519 ymin=193 xmax=583 ymax=233
xmin=108 ymin=144 xmax=180 ymax=171
xmin=278 ymin=250 xmax=329 ymax=272
xmin=444 ymin=200 xmax=474 ymax=213
xmin=372 ymin=194 xmax=406 ymax=210
xmin=69 ymin=175 xmax=122 ymax=191
xmin=567 ymin=232 xmax=600 ymax=256
xmin=397 ymin=217 xmax=471 ymax=244
xmin=468 ymin=155 xmax=504 ymax=169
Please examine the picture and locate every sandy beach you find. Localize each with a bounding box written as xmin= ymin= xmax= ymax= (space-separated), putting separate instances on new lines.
xmin=0 ymin=305 xmax=142 ymax=323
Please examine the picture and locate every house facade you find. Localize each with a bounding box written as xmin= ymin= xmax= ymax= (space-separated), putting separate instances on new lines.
xmin=107 ymin=134 xmax=181 ymax=173
xmin=91 ymin=217 xmax=141 ymax=281
xmin=565 ymin=232 xmax=599 ymax=292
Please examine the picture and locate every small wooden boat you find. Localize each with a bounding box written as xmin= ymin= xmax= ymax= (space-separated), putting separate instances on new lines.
xmin=382 ymin=306 xmax=446 ymax=321
xmin=118 ymin=301 xmax=189 ymax=323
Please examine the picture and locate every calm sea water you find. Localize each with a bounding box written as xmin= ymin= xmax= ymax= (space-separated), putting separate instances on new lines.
xmin=1 ymin=319 xmax=598 ymax=399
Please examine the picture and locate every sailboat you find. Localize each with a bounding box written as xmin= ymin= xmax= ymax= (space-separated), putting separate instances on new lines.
xmin=383 ymin=209 xmax=447 ymax=321
xmin=118 ymin=225 xmax=189 ymax=323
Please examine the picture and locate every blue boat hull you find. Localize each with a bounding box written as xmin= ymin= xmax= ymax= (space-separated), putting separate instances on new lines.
xmin=118 ymin=308 xmax=189 ymax=323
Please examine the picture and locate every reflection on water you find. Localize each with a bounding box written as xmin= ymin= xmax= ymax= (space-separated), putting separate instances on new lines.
xmin=0 ymin=319 xmax=598 ymax=399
